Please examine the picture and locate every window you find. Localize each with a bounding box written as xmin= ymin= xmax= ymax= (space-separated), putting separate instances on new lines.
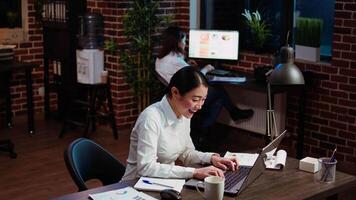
xmin=0 ymin=0 xmax=28 ymax=43
xmin=197 ymin=0 xmax=293 ymax=53
xmin=295 ymin=0 xmax=335 ymax=59
xmin=191 ymin=0 xmax=335 ymax=60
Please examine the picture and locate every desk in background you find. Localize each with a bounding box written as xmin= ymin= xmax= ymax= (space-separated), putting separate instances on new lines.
xmin=0 ymin=61 xmax=37 ymax=135
xmin=214 ymin=71 xmax=313 ymax=159
xmin=51 ymin=157 xmax=356 ymax=200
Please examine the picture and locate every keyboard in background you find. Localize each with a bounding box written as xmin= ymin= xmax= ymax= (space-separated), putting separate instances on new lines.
xmin=207 ymin=69 xmax=235 ymax=77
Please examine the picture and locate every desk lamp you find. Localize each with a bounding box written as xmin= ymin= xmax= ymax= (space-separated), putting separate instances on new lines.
xmin=266 ymin=44 xmax=305 ymax=140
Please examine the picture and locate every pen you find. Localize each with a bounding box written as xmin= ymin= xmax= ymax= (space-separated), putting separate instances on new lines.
xmin=322 ymin=147 xmax=337 ymax=181
xmin=329 ymin=147 xmax=337 ymax=162
xmin=142 ymin=179 xmax=174 ymax=188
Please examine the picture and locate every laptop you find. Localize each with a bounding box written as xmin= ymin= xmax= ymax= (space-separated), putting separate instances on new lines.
xmin=185 ymin=130 xmax=287 ymax=196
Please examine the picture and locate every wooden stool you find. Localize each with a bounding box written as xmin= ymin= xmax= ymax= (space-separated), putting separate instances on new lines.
xmin=59 ymin=80 xmax=118 ymax=139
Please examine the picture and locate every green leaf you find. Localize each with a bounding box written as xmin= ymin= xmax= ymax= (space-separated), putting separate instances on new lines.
xmin=295 ymin=17 xmax=323 ymax=47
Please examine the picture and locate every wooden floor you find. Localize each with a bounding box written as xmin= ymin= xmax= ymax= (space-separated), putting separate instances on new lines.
xmin=2 ymin=115 xmax=355 ymax=200
xmin=0 ymin=115 xmax=132 ymax=200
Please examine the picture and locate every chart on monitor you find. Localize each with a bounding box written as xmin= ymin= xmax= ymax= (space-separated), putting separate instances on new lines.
xmin=188 ymin=29 xmax=239 ymax=61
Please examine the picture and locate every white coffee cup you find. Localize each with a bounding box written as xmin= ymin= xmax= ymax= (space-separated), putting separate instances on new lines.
xmin=196 ymin=176 xmax=225 ymax=200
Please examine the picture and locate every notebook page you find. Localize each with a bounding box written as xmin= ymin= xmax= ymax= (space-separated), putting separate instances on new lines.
xmin=134 ymin=177 xmax=185 ymax=192
xmin=89 ymin=186 xmax=157 ymax=200
xmin=224 ymin=151 xmax=259 ymax=166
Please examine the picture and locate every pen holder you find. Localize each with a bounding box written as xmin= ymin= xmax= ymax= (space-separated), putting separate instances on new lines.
xmin=316 ymin=157 xmax=337 ymax=183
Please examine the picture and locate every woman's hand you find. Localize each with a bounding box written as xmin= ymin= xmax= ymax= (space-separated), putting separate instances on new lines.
xmin=211 ymin=155 xmax=239 ymax=171
xmin=193 ymin=165 xmax=224 ymax=180
xmin=200 ymin=64 xmax=215 ymax=75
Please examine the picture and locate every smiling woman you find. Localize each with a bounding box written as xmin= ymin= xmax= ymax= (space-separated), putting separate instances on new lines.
xmin=0 ymin=0 xmax=28 ymax=43
xmin=122 ymin=67 xmax=238 ymax=182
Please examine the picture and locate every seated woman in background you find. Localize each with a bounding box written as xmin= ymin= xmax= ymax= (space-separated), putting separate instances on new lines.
xmin=122 ymin=67 xmax=238 ymax=181
xmin=155 ymin=26 xmax=253 ymax=143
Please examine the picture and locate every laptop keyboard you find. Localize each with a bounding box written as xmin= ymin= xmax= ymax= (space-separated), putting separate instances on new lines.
xmin=224 ymin=166 xmax=250 ymax=190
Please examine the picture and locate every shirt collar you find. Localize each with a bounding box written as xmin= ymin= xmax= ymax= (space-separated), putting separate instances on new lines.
xmin=160 ymin=95 xmax=182 ymax=126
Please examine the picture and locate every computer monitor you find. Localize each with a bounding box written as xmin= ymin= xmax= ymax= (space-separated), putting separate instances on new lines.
xmin=188 ymin=29 xmax=239 ymax=60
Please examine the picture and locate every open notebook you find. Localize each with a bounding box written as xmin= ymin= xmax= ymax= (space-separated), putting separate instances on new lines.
xmin=134 ymin=177 xmax=185 ymax=192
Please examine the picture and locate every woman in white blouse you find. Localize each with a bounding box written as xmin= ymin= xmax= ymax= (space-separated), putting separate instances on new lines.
xmin=122 ymin=67 xmax=237 ymax=181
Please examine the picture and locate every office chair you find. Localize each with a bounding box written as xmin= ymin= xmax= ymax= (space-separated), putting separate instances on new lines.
xmin=153 ymin=70 xmax=168 ymax=86
xmin=64 ymin=138 xmax=126 ymax=191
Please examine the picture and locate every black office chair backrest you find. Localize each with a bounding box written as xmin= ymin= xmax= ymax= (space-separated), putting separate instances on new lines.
xmin=153 ymin=70 xmax=169 ymax=86
xmin=64 ymin=138 xmax=126 ymax=191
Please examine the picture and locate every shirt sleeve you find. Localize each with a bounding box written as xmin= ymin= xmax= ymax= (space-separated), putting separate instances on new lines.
xmin=177 ymin=125 xmax=215 ymax=167
xmin=135 ymin=112 xmax=195 ymax=179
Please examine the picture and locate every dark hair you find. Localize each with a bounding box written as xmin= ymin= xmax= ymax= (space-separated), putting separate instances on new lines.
xmin=157 ymin=26 xmax=186 ymax=59
xmin=167 ymin=66 xmax=208 ymax=97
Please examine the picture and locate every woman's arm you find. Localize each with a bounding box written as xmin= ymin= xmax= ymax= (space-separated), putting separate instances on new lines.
xmin=135 ymin=113 xmax=195 ymax=179
xmin=178 ymin=132 xmax=238 ymax=171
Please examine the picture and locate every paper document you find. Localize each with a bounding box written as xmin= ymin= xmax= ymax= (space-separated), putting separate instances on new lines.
xmin=264 ymin=149 xmax=287 ymax=170
xmin=224 ymin=151 xmax=259 ymax=167
xmin=89 ymin=186 xmax=157 ymax=200
xmin=209 ymin=75 xmax=246 ymax=83
xmin=134 ymin=177 xmax=185 ymax=192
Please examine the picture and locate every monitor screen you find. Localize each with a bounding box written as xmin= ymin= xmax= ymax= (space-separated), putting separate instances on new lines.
xmin=188 ymin=29 xmax=239 ymax=60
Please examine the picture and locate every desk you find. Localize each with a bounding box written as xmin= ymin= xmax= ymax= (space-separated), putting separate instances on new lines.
xmin=0 ymin=61 xmax=37 ymax=135
xmin=51 ymin=158 xmax=356 ymax=200
xmin=212 ymin=71 xmax=312 ymax=159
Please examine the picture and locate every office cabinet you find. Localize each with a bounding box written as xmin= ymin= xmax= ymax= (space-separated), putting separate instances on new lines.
xmin=42 ymin=0 xmax=86 ymax=119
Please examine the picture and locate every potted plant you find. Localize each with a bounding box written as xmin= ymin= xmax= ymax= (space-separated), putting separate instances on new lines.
xmin=242 ymin=9 xmax=271 ymax=52
xmin=104 ymin=38 xmax=118 ymax=55
xmin=119 ymin=0 xmax=172 ymax=112
xmin=295 ymin=17 xmax=323 ymax=62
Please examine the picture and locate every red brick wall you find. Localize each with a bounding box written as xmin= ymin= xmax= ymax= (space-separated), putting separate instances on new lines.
xmin=208 ymin=0 xmax=356 ymax=174
xmin=8 ymin=0 xmax=356 ymax=174
xmin=86 ymin=0 xmax=189 ymax=130
xmin=309 ymin=0 xmax=355 ymax=173
xmin=5 ymin=0 xmax=44 ymax=118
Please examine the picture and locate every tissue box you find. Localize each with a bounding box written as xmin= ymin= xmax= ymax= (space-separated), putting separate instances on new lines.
xmin=299 ymin=157 xmax=320 ymax=173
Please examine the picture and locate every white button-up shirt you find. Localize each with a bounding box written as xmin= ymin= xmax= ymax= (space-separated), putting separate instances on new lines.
xmin=155 ymin=52 xmax=189 ymax=84
xmin=122 ymin=95 xmax=215 ymax=181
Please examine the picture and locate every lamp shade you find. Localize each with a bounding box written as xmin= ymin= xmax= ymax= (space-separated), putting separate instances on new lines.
xmin=268 ymin=45 xmax=305 ymax=85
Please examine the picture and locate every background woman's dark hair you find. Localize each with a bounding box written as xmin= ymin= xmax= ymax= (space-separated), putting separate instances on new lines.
xmin=167 ymin=66 xmax=208 ymax=97
xmin=157 ymin=26 xmax=186 ymax=59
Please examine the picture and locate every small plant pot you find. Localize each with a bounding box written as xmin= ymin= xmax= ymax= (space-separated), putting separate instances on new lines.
xmin=295 ymin=45 xmax=320 ymax=62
